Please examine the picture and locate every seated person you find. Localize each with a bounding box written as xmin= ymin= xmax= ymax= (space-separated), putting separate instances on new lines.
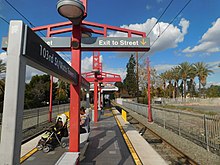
xmin=80 ymin=106 xmax=90 ymax=133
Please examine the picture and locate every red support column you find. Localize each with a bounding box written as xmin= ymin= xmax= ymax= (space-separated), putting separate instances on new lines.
xmin=49 ymin=76 xmax=53 ymax=122
xmin=69 ymin=24 xmax=81 ymax=152
xmin=94 ymin=79 xmax=98 ymax=122
xmin=147 ymin=56 xmax=153 ymax=122
xmin=99 ymin=83 xmax=102 ymax=109
xmin=48 ymin=29 xmax=53 ymax=123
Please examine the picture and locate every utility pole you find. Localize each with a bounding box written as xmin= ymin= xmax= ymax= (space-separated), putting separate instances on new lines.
xmin=136 ymin=52 xmax=139 ymax=103
xmin=147 ymin=56 xmax=153 ymax=122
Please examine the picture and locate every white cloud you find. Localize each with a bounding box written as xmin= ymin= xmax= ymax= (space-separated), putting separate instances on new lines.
xmin=81 ymin=55 xmax=103 ymax=73
xmin=183 ymin=18 xmax=220 ymax=53
xmin=81 ymin=55 xmax=124 ymax=81
xmin=206 ymin=61 xmax=220 ymax=72
xmin=104 ymin=67 xmax=126 ymax=81
xmin=153 ymin=64 xmax=176 ymax=73
xmin=109 ymin=17 xmax=189 ymax=55
xmin=81 ymin=56 xmax=93 ymax=72
xmin=0 ymin=51 xmax=45 ymax=82
xmin=25 ymin=66 xmax=44 ymax=83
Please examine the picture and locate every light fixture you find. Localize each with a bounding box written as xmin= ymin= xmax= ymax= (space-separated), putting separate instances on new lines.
xmin=81 ymin=25 xmax=92 ymax=37
xmin=57 ymin=0 xmax=85 ymax=25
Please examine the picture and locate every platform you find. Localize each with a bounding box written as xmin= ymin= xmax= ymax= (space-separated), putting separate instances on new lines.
xmin=20 ymin=107 xmax=167 ymax=165
xmin=80 ymin=109 xmax=135 ymax=165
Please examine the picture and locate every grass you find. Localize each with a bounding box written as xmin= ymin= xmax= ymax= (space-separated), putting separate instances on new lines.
xmin=157 ymin=104 xmax=218 ymax=115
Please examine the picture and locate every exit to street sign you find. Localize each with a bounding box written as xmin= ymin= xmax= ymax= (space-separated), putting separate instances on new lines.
xmin=81 ymin=37 xmax=150 ymax=51
xmin=2 ymin=37 xmax=150 ymax=52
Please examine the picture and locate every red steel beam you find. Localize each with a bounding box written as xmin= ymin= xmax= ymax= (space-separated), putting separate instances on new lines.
xmin=32 ymin=20 xmax=146 ymax=37
xmin=82 ymin=72 xmax=121 ymax=83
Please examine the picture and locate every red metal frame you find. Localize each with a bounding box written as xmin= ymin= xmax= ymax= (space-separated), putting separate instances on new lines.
xmin=147 ymin=56 xmax=153 ymax=122
xmin=82 ymin=51 xmax=121 ymax=122
xmin=82 ymin=71 xmax=121 ymax=82
xmin=69 ymin=24 xmax=81 ymax=152
xmin=32 ymin=20 xmax=146 ymax=38
xmin=32 ymin=15 xmax=148 ymax=152
xmin=93 ymin=51 xmax=101 ymax=71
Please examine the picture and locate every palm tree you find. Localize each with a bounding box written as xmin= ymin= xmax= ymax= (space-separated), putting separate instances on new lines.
xmin=178 ymin=62 xmax=192 ymax=98
xmin=159 ymin=72 xmax=167 ymax=91
xmin=171 ymin=66 xmax=180 ymax=98
xmin=188 ymin=65 xmax=197 ymax=97
xmin=165 ymin=70 xmax=174 ymax=98
xmin=194 ymin=62 xmax=214 ymax=92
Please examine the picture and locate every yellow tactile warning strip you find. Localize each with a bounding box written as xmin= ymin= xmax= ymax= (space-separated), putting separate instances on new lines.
xmin=112 ymin=110 xmax=143 ymax=165
xmin=20 ymin=148 xmax=38 ymax=163
xmin=122 ymin=109 xmax=127 ymax=122
xmin=20 ymin=111 xmax=70 ymax=164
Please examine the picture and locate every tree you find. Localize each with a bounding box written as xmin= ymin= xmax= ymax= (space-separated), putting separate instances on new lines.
xmin=123 ymin=54 xmax=137 ymax=97
xmin=55 ymin=80 xmax=69 ymax=103
xmin=114 ymin=82 xmax=124 ymax=97
xmin=159 ymin=72 xmax=167 ymax=98
xmin=171 ymin=66 xmax=180 ymax=98
xmin=194 ymin=62 xmax=213 ymax=91
xmin=164 ymin=70 xmax=174 ymax=98
xmin=25 ymin=75 xmax=56 ymax=109
xmin=206 ymin=85 xmax=220 ymax=97
xmin=178 ymin=62 xmax=192 ymax=98
xmin=188 ymin=65 xmax=197 ymax=97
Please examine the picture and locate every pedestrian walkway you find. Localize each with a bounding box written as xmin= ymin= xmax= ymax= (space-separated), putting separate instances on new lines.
xmin=80 ymin=109 xmax=135 ymax=165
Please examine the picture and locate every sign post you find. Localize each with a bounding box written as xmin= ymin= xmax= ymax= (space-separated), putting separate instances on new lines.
xmin=0 ymin=20 xmax=79 ymax=164
xmin=0 ymin=21 xmax=27 ymax=165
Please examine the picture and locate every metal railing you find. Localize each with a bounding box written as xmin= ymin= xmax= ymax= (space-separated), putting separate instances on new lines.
xmin=22 ymin=104 xmax=69 ymax=130
xmin=122 ymin=101 xmax=220 ymax=154
xmin=0 ymin=104 xmax=70 ymax=138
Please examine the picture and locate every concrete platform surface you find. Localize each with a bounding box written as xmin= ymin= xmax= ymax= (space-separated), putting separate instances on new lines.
xmin=113 ymin=108 xmax=167 ymax=165
xmin=80 ymin=109 xmax=135 ymax=165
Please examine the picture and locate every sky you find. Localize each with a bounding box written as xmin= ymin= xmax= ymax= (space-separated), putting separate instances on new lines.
xmin=0 ymin=0 xmax=220 ymax=87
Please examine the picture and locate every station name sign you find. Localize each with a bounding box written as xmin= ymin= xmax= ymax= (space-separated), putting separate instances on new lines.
xmin=24 ymin=26 xmax=78 ymax=84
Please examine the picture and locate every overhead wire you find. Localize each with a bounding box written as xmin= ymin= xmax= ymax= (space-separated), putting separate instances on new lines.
xmin=0 ymin=16 xmax=9 ymax=24
xmin=4 ymin=0 xmax=34 ymax=27
xmin=139 ymin=0 xmax=192 ymax=61
xmin=3 ymin=0 xmax=71 ymax=61
xmin=146 ymin=0 xmax=174 ymax=37
xmin=121 ymin=0 xmax=175 ymax=77
xmin=150 ymin=0 xmax=192 ymax=49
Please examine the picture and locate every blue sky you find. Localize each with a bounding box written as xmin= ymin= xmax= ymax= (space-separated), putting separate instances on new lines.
xmin=0 ymin=0 xmax=220 ymax=86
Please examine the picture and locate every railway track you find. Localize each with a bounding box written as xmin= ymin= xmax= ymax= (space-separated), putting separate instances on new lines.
xmin=112 ymin=102 xmax=220 ymax=165
xmin=128 ymin=116 xmax=197 ymax=165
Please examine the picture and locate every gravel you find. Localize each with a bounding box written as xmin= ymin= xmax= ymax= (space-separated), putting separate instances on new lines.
xmin=116 ymin=103 xmax=220 ymax=165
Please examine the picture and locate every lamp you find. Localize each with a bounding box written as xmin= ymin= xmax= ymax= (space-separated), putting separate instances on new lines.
xmin=57 ymin=0 xmax=85 ymax=25
xmin=82 ymin=31 xmax=92 ymax=38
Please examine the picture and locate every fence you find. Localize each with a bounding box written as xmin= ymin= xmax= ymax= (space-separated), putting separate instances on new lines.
xmin=0 ymin=104 xmax=70 ymax=138
xmin=160 ymin=97 xmax=220 ymax=105
xmin=122 ymin=101 xmax=220 ymax=154
xmin=22 ymin=104 xmax=69 ymax=130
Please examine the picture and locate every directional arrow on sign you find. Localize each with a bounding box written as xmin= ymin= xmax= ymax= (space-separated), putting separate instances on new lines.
xmin=140 ymin=38 xmax=147 ymax=45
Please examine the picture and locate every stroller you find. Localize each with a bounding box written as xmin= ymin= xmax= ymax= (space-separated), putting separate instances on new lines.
xmin=37 ymin=114 xmax=69 ymax=153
